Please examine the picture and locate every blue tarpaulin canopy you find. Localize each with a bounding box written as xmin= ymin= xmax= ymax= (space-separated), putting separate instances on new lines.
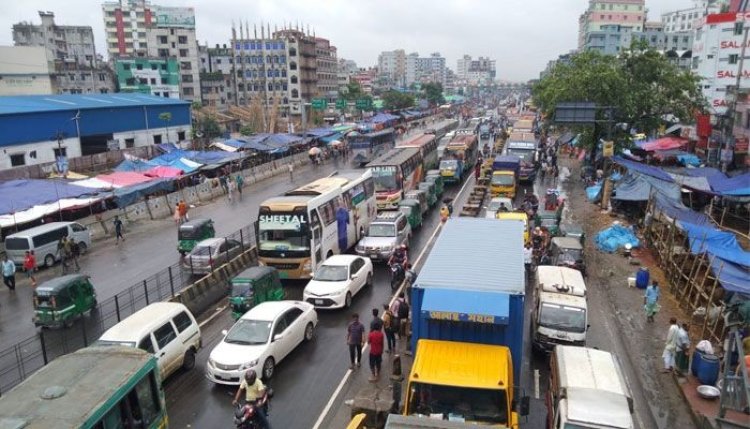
xmin=679 ymin=221 xmax=750 ymax=267
xmin=653 ymin=193 xmax=710 ymax=225
xmin=222 ymin=139 xmax=248 ymax=149
xmin=367 ymin=113 xmax=399 ymax=124
xmin=113 ymin=178 xmax=174 ymax=207
xmin=322 ymin=132 xmax=344 ymax=144
xmin=613 ymin=156 xmax=674 ymax=182
xmin=304 ymin=127 xmax=335 ymax=138
xmin=420 ymin=288 xmax=510 ymax=325
xmin=709 ymin=258 xmax=750 ymax=295
xmin=613 ymin=172 xmax=681 ymax=201
xmin=709 ymin=172 xmax=750 ymax=197
xmin=0 ymin=179 xmax=99 ymax=215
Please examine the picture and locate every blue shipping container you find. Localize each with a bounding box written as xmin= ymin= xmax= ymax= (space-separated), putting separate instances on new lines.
xmin=410 ymin=218 xmax=526 ymax=378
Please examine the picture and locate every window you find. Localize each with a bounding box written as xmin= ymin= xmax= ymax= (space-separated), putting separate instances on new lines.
xmin=178 ymin=35 xmax=188 ymax=44
xmin=177 ymin=131 xmax=186 ymax=141
xmin=53 ymin=147 xmax=67 ymax=157
xmin=153 ymin=322 xmax=177 ymax=350
xmin=158 ymin=35 xmax=168 ymax=44
xmin=138 ymin=336 xmax=154 ymax=353
xmin=729 ymin=54 xmax=739 ymax=64
xmin=735 ymin=22 xmax=745 ymax=36
xmin=136 ymin=64 xmax=143 ymax=70
xmin=153 ymin=134 xmax=162 ymax=144
xmin=139 ymin=78 xmax=147 ymax=84
xmin=291 ymin=89 xmax=299 ymax=98
xmin=10 ymin=153 xmax=25 ymax=167
xmin=125 ymin=138 xmax=135 ymax=148
xmin=181 ymin=62 xmax=191 ymax=70
xmin=179 ymin=49 xmax=188 ymax=57
xmin=151 ymin=64 xmax=158 ymax=71
xmin=160 ymin=64 xmax=167 ymax=70
xmin=272 ymin=317 xmax=288 ymax=337
xmin=123 ymin=63 xmax=131 ymax=70
xmin=289 ymin=47 xmax=297 ymax=56
xmin=150 ymin=78 xmax=156 ymax=84
xmin=158 ymin=49 xmax=169 ymax=57
xmin=161 ymin=77 xmax=168 ymax=84
xmin=290 ymin=76 xmax=298 ymax=84
xmin=182 ymin=74 xmax=193 ymax=82
xmin=290 ymin=61 xmax=297 ymax=71
xmin=173 ymin=311 xmax=193 ymax=332
xmin=284 ymin=308 xmax=303 ymax=326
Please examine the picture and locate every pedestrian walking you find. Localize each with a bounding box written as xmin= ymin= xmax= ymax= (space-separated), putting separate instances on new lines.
xmin=662 ymin=317 xmax=680 ymax=373
xmin=227 ymin=180 xmax=235 ymax=202
xmin=346 ymin=313 xmax=365 ymax=370
xmin=370 ymin=308 xmax=383 ymax=331
xmin=644 ymin=280 xmax=660 ymax=322
xmin=70 ymin=240 xmax=81 ymax=272
xmin=178 ymin=200 xmax=188 ymax=223
xmin=395 ymin=292 xmax=410 ymax=338
xmin=2 ymin=255 xmax=16 ymax=291
xmin=368 ymin=323 xmax=384 ymax=382
xmin=675 ymin=323 xmax=691 ymax=374
xmin=173 ymin=203 xmax=181 ymax=225
xmin=57 ymin=237 xmax=69 ymax=273
xmin=114 ymin=215 xmax=125 ymax=244
xmin=382 ymin=304 xmax=396 ymax=353
xmin=23 ymin=251 xmax=37 ymax=287
xmin=235 ymin=174 xmax=244 ymax=199
xmin=219 ymin=175 xmax=229 ymax=194
xmin=287 ymin=163 xmax=294 ymax=182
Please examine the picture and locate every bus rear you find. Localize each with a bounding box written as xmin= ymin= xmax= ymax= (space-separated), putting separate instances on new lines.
xmin=367 ymin=148 xmax=422 ymax=210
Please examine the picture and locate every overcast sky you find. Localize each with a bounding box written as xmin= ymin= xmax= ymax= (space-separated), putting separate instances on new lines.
xmin=1 ymin=0 xmax=692 ymax=81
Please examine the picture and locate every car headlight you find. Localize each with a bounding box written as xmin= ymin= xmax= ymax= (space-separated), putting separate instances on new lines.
xmin=240 ymin=359 xmax=258 ymax=370
xmin=302 ymin=260 xmax=312 ymax=271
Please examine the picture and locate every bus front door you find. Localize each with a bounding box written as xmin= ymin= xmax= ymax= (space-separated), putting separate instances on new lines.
xmin=311 ymin=225 xmax=322 ymax=270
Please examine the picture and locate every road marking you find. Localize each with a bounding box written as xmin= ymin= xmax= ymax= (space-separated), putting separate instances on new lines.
xmin=311 ymin=174 xmax=477 ymax=429
xmin=199 ymin=305 xmax=227 ymax=328
xmin=534 ymin=369 xmax=540 ymax=399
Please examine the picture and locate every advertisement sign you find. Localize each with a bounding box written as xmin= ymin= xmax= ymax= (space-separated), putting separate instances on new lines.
xmin=153 ymin=7 xmax=195 ymax=28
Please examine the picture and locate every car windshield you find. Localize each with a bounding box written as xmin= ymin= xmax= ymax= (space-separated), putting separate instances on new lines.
xmin=225 ymin=319 xmax=272 ymax=345
xmin=231 ymin=282 xmax=253 ymax=297
xmin=178 ymin=225 xmax=205 ymax=240
xmin=491 ymin=175 xmax=514 ymax=186
xmin=539 ymin=303 xmax=587 ymax=333
xmin=440 ymin=160 xmax=458 ymax=170
xmin=557 ymin=248 xmax=583 ymax=264
xmin=488 ymin=200 xmax=512 ymax=211
xmin=408 ymin=382 xmax=508 ymax=424
xmin=369 ymin=224 xmax=396 ymax=237
xmin=506 ymin=148 xmax=534 ymax=162
xmin=314 ymin=265 xmax=348 ymax=281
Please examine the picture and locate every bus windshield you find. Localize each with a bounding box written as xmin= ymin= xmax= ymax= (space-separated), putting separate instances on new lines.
xmin=539 ymin=303 xmax=587 ymax=333
xmin=408 ymin=382 xmax=508 ymax=424
xmin=506 ymin=148 xmax=535 ymax=162
xmin=258 ymin=212 xmax=309 ymax=253
xmin=372 ymin=166 xmax=399 ymax=192
xmin=491 ymin=174 xmax=514 ymax=186
xmin=440 ymin=159 xmax=459 ymax=170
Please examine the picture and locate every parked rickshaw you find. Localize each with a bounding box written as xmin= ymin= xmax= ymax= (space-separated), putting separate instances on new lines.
xmin=177 ymin=218 xmax=215 ymax=254
xmin=559 ymin=222 xmax=585 ymax=244
xmin=229 ymin=266 xmax=285 ymax=319
xmin=550 ymin=236 xmax=586 ymax=276
xmin=535 ymin=210 xmax=561 ymax=236
xmin=33 ymin=274 xmax=97 ymax=328
xmin=418 ymin=181 xmax=437 ymax=207
xmin=398 ymin=199 xmax=423 ymax=230
xmin=404 ymin=190 xmax=429 ymax=216
xmin=424 ymin=174 xmax=444 ymax=197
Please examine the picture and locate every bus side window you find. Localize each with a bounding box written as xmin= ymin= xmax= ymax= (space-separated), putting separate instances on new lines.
xmin=363 ymin=178 xmax=374 ymax=198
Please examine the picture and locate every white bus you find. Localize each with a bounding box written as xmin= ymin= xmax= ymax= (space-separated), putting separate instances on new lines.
xmin=256 ymin=170 xmax=376 ymax=279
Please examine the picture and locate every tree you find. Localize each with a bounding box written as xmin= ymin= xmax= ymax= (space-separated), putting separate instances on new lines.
xmin=339 ymin=82 xmax=365 ymax=101
xmin=421 ymin=82 xmax=445 ymax=106
xmin=158 ymin=112 xmax=172 ymax=144
xmin=531 ymin=45 xmax=706 ymax=150
xmin=239 ymin=124 xmax=254 ymax=136
xmin=382 ymin=91 xmax=415 ymax=110
xmin=193 ymin=116 xmax=222 ymax=139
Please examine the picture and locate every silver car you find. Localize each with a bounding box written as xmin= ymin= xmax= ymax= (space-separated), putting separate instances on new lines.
xmin=355 ymin=211 xmax=411 ymax=261
xmin=183 ymin=237 xmax=244 ymax=275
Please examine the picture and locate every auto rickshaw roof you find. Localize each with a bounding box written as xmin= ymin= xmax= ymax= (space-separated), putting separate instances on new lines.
xmin=399 ymin=198 xmax=420 ymax=207
xmin=552 ymin=236 xmax=583 ymax=250
xmin=35 ymin=274 xmax=89 ymax=294
xmin=233 ymin=266 xmax=277 ymax=282
xmin=179 ymin=218 xmax=213 ymax=230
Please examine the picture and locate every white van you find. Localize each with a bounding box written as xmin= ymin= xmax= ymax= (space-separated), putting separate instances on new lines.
xmin=4 ymin=222 xmax=92 ymax=268
xmin=532 ymin=266 xmax=588 ymax=353
xmin=97 ymin=302 xmax=202 ymax=380
xmin=548 ymin=346 xmax=634 ymax=429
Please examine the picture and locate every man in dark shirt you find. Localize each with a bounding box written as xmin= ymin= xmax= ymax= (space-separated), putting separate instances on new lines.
xmin=346 ymin=313 xmax=365 ymax=370
xmin=370 ymin=308 xmax=383 ymax=331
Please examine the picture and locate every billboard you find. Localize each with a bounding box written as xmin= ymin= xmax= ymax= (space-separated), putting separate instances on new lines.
xmin=153 ymin=6 xmax=195 ymax=28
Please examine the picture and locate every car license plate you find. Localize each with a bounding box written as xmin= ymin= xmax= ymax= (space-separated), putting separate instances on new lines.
xmin=315 ymin=299 xmax=324 ymax=305
xmin=370 ymin=253 xmax=378 ymax=259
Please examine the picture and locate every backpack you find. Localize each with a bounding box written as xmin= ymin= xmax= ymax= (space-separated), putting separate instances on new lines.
xmin=382 ymin=311 xmax=392 ymax=329
xmin=397 ymin=299 xmax=409 ymax=319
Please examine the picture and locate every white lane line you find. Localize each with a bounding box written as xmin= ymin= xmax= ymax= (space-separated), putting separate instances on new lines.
xmin=312 ymin=174 xmax=477 ymax=429
xmin=534 ymin=369 xmax=540 ymax=399
xmin=199 ymin=305 xmax=227 ymax=328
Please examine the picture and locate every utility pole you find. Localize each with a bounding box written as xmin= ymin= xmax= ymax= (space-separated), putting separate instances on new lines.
xmin=722 ymin=18 xmax=749 ymax=171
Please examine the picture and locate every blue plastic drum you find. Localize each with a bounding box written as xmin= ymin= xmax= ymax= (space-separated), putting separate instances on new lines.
xmin=696 ymin=354 xmax=720 ymax=386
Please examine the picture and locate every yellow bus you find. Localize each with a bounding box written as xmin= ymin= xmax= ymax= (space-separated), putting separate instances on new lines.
xmin=256 ymin=170 xmax=376 ymax=279
xmin=0 ymin=346 xmax=167 ymax=429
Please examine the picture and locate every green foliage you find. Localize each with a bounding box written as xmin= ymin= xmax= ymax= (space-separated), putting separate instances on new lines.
xmin=532 ymin=47 xmax=706 ymax=150
xmin=339 ymin=81 xmax=373 ymax=107
xmin=158 ymin=112 xmax=172 ymax=123
xmin=239 ymin=124 xmax=254 ymax=136
xmin=382 ymin=91 xmax=415 ymax=110
xmin=421 ymin=82 xmax=445 ymax=106
xmin=193 ymin=116 xmax=222 ymax=139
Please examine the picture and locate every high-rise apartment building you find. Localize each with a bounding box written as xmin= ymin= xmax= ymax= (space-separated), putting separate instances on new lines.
xmin=102 ymin=0 xmax=151 ymax=57
xmin=315 ymin=37 xmax=338 ymax=100
xmin=578 ymin=0 xmax=646 ymax=50
xmin=378 ymin=49 xmax=406 ymax=87
xmin=146 ymin=21 xmax=200 ymax=101
xmin=456 ymin=55 xmax=496 ymax=85
xmin=13 ymin=11 xmax=97 ymax=66
xmin=405 ymin=52 xmax=447 ymax=86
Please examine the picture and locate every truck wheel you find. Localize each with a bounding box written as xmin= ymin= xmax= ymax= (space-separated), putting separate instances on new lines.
xmin=182 ymin=349 xmax=196 ymax=370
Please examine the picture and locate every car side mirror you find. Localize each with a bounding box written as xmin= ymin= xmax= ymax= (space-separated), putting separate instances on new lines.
xmin=221 ymin=329 xmax=228 ymax=336
xmin=587 ymin=324 xmax=591 ymax=330
xmin=273 ymin=333 xmax=284 ymax=342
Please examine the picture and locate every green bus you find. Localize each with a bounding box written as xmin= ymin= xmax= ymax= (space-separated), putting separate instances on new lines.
xmin=0 ymin=346 xmax=167 ymax=429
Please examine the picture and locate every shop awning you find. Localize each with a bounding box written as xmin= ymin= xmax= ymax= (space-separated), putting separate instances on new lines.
xmin=420 ymin=288 xmax=510 ymax=325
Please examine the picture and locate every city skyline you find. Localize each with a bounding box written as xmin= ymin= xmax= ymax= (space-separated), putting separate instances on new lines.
xmin=0 ymin=0 xmax=690 ymax=82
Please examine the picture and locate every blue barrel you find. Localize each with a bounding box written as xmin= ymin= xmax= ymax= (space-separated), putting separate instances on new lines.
xmin=691 ymin=350 xmax=703 ymax=376
xmin=697 ymin=354 xmax=720 ymax=386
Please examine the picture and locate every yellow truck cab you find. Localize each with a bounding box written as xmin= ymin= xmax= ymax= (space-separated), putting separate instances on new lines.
xmin=405 ymin=339 xmax=523 ymax=428
xmin=496 ymin=212 xmax=529 ymax=244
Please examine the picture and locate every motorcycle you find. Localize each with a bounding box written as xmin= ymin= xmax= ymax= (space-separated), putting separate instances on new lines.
xmin=390 ymin=262 xmax=405 ymax=291
xmin=234 ymin=402 xmax=261 ymax=429
xmin=442 ymin=198 xmax=454 ymax=215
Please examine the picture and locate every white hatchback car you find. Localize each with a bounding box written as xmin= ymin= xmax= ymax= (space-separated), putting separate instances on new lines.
xmin=206 ymin=300 xmax=317 ymax=383
xmin=302 ymin=255 xmax=374 ymax=309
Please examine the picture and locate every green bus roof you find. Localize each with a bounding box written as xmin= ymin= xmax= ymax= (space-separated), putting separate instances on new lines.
xmin=0 ymin=346 xmax=156 ymax=429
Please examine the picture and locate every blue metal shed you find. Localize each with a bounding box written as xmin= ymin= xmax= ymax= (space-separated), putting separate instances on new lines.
xmin=0 ymin=94 xmax=191 ymax=148
xmin=411 ymin=217 xmax=526 ymax=378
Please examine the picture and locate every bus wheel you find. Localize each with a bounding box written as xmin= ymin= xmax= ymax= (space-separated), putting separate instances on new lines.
xmin=326 ymin=250 xmax=334 ymax=259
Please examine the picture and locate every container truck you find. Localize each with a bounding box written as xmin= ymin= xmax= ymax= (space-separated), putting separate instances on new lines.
xmin=490 ymin=155 xmax=520 ymax=198
xmin=406 ymin=218 xmax=529 ymax=427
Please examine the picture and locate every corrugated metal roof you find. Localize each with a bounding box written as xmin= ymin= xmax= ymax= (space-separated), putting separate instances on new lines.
xmin=416 ymin=218 xmax=524 ymax=294
xmin=0 ymin=94 xmax=190 ymax=115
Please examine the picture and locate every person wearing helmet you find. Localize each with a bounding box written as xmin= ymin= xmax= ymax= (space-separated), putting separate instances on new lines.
xmin=232 ymin=369 xmax=271 ymax=428
xmin=389 ymin=244 xmax=409 ymax=267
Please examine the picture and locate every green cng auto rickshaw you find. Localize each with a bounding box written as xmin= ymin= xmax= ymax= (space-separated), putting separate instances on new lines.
xmin=560 ymin=222 xmax=585 ymax=244
xmin=424 ymin=174 xmax=444 ymax=197
xmin=229 ymin=266 xmax=285 ymax=319
xmin=177 ymin=218 xmax=215 ymax=254
xmin=535 ymin=209 xmax=561 ymax=236
xmin=418 ymin=181 xmax=437 ymax=207
xmin=398 ymin=199 xmax=423 ymax=230
xmin=404 ymin=190 xmax=429 ymax=217
xmin=33 ymin=274 xmax=97 ymax=328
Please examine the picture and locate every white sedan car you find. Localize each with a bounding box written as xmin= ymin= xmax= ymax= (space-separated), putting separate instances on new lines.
xmin=205 ymin=300 xmax=317 ymax=383
xmin=302 ymin=255 xmax=374 ymax=309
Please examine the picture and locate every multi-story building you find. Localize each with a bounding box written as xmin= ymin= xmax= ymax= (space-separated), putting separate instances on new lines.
xmin=102 ymin=0 xmax=151 ymax=57
xmin=13 ymin=11 xmax=97 ymax=67
xmin=114 ymin=57 xmax=180 ymax=98
xmin=51 ymin=61 xmax=116 ymax=94
xmin=405 ymin=52 xmax=447 ymax=86
xmin=457 ymin=55 xmax=496 ymax=86
xmin=146 ymin=22 xmax=200 ymax=101
xmin=692 ymin=12 xmax=750 ymax=115
xmin=578 ymin=0 xmax=646 ymax=50
xmin=198 ymin=44 xmax=235 ymax=110
xmin=231 ymin=25 xmax=318 ymax=117
xmin=0 ymin=46 xmax=54 ymax=95
xmin=315 ymin=37 xmax=338 ymax=101
xmin=661 ymin=0 xmax=726 ymax=33
xmin=378 ymin=49 xmax=407 ymax=87
xmin=337 ymin=58 xmax=357 ymax=91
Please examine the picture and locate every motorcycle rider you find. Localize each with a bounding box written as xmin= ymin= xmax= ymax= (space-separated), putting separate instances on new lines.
xmin=232 ymin=369 xmax=271 ymax=429
xmin=388 ymin=244 xmax=409 ymax=268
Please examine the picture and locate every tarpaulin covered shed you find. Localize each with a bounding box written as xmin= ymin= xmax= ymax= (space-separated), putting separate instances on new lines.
xmin=113 ymin=178 xmax=174 ymax=207
xmin=708 ymin=172 xmax=750 ymax=197
xmin=613 ymin=156 xmax=674 ymax=182
xmin=637 ymin=136 xmax=687 ymax=152
xmin=0 ymin=179 xmax=100 ymax=216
